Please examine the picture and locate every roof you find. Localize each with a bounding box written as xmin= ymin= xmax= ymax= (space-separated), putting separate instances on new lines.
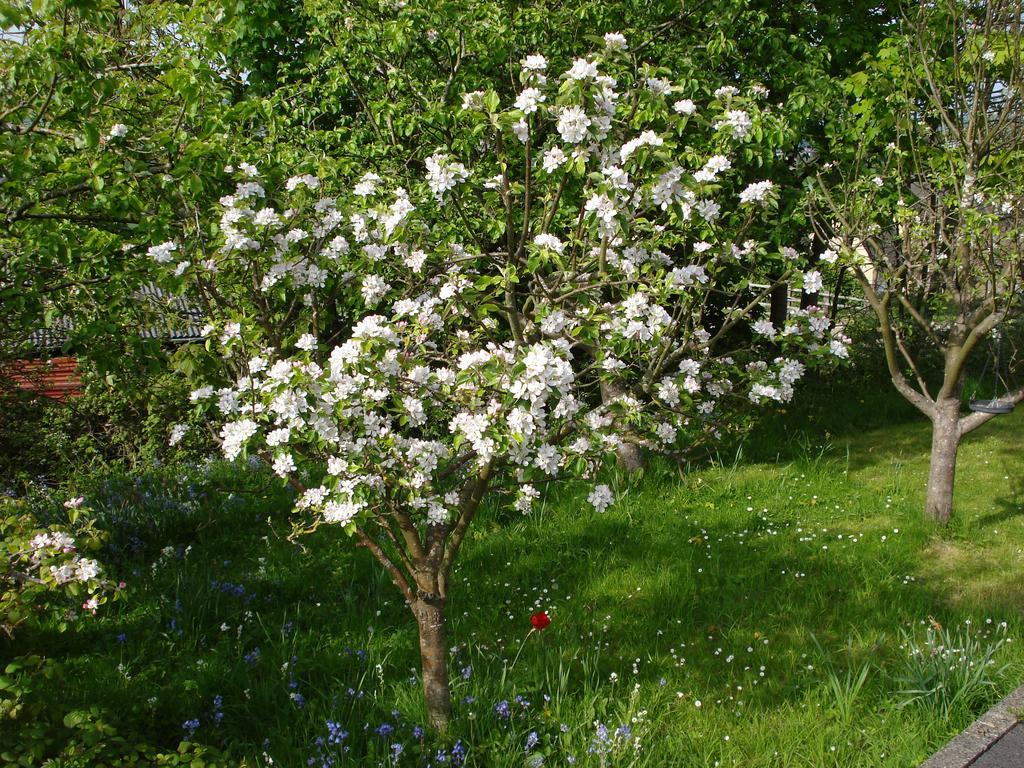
xmin=25 ymin=284 xmax=205 ymax=352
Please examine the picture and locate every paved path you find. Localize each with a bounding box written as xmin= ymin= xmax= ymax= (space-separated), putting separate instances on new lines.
xmin=969 ymin=724 xmax=1024 ymax=767
xmin=920 ymin=685 xmax=1024 ymax=768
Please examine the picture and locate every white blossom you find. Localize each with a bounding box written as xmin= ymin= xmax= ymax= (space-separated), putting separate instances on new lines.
xmin=515 ymin=87 xmax=545 ymax=114
xmin=646 ymin=77 xmax=671 ymax=96
xmin=286 ymin=174 xmax=321 ymax=191
xmin=803 ymin=270 xmax=824 ymax=294
xmin=753 ymin=319 xmax=776 ymax=339
xmin=220 ymin=419 xmax=259 ymax=460
xmin=354 ymin=172 xmax=382 ymax=197
xmin=425 ymin=152 xmax=469 ymax=201
xmin=603 ymin=32 xmax=628 ymax=50
xmin=523 ymin=54 xmax=548 ymax=72
xmin=673 ymin=99 xmax=697 ymax=115
xmin=461 ymin=90 xmax=486 ymax=110
xmin=148 ymin=241 xmax=178 ymax=264
xmin=587 ymin=484 xmax=614 ymax=513
xmin=719 ymin=109 xmax=752 ymax=139
xmin=169 ymin=424 xmax=189 ymax=446
xmin=512 ymin=118 xmax=530 ymax=143
xmin=619 ymin=130 xmax=663 ymax=162
xmin=361 ymin=274 xmax=390 ymax=307
xmin=542 ymin=146 xmax=567 ymax=173
xmin=533 ymin=233 xmax=565 ymax=254
xmin=296 ymin=333 xmax=318 ymax=351
xmin=739 ymin=180 xmax=774 ymax=204
xmin=272 ymin=453 xmax=296 ymax=477
xmin=564 ymin=58 xmax=598 ymax=81
xmin=556 ymin=107 xmax=591 ymax=144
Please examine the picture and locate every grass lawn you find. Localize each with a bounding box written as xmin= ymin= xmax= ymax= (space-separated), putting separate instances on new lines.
xmin=5 ymin=403 xmax=1023 ymax=767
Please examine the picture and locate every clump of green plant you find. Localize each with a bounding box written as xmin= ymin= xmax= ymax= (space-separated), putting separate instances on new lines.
xmin=0 ymin=366 xmax=215 ymax=492
xmin=811 ymin=634 xmax=874 ymax=722
xmin=896 ymin=621 xmax=1009 ymax=718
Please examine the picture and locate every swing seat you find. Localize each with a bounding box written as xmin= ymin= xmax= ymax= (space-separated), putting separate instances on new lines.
xmin=968 ymin=398 xmax=1015 ymax=414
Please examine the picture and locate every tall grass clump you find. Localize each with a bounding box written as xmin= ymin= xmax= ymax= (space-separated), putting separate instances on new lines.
xmin=896 ymin=622 xmax=1009 ymax=718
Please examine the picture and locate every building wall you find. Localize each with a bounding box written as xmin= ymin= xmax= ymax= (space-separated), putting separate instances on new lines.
xmin=1 ymin=357 xmax=83 ymax=401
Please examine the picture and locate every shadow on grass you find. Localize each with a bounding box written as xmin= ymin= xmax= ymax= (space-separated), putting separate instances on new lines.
xmin=977 ymin=470 xmax=1024 ymax=527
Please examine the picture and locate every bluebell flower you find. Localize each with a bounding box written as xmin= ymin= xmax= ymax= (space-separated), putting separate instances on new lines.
xmin=212 ymin=694 xmax=224 ymax=726
xmin=451 ymin=740 xmax=467 ymax=765
xmin=525 ymin=731 xmax=540 ymax=751
xmin=413 ymin=725 xmax=425 ymax=740
xmin=494 ymin=699 xmax=511 ymax=719
xmin=375 ymin=722 xmax=394 ymax=738
xmin=244 ymin=647 xmax=261 ymax=664
xmin=589 ymin=722 xmax=611 ymax=755
xmin=460 ymin=665 xmax=472 ymax=680
xmin=326 ymin=721 xmax=348 ymax=745
xmin=182 ymin=718 xmax=200 ymax=738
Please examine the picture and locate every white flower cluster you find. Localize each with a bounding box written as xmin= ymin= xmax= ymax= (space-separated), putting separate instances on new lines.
xmin=425 ymin=152 xmax=469 ymax=202
xmin=160 ymin=47 xmax=842 ymax=543
xmin=27 ymin=530 xmax=103 ymax=589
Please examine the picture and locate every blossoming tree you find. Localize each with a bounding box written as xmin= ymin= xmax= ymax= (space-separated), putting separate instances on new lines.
xmin=814 ymin=0 xmax=1024 ymax=523
xmin=158 ymin=39 xmax=845 ymax=730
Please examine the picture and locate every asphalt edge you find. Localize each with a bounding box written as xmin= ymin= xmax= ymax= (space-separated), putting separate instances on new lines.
xmin=919 ymin=684 xmax=1024 ymax=768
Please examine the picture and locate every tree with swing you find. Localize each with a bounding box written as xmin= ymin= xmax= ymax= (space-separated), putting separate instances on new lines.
xmin=153 ymin=40 xmax=845 ymax=730
xmin=814 ymin=0 xmax=1024 ymax=523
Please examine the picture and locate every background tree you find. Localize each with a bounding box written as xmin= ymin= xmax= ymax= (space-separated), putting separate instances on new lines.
xmin=0 ymin=0 xmax=243 ymax=370
xmin=814 ymin=0 xmax=1024 ymax=523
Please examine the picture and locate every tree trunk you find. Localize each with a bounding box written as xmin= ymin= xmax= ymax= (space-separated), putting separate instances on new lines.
xmin=925 ymin=400 xmax=960 ymax=523
xmin=769 ymin=282 xmax=789 ymax=328
xmin=413 ymin=596 xmax=451 ymax=732
xmin=599 ymin=380 xmax=645 ymax=472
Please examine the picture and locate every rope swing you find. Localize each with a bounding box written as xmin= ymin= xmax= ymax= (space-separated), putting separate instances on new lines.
xmin=968 ymin=328 xmax=1016 ymax=415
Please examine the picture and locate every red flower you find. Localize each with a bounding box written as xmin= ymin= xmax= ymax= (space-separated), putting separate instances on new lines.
xmin=530 ymin=611 xmax=551 ymax=631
